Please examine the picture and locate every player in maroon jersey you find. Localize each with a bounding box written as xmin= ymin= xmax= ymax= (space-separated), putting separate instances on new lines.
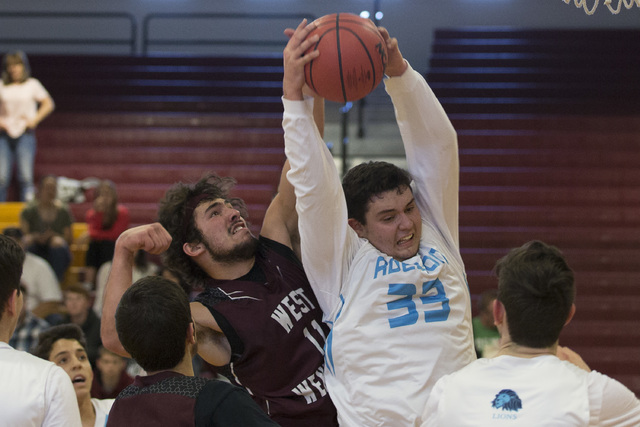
xmin=100 ymin=84 xmax=337 ymax=426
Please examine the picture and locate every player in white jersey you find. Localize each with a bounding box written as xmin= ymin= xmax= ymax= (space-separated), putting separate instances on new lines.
xmin=421 ymin=241 xmax=640 ymax=426
xmin=282 ymin=21 xmax=476 ymax=426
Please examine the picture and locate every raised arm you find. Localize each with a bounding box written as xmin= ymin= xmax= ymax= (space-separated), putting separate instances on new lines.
xmin=380 ymin=27 xmax=460 ymax=246
xmin=281 ymin=20 xmax=359 ymax=318
xmin=260 ymin=80 xmax=325 ymax=261
xmin=100 ymin=223 xmax=172 ymax=356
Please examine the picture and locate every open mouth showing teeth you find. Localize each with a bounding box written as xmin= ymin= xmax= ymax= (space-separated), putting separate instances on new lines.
xmin=232 ymin=224 xmax=246 ymax=234
xmin=398 ymin=234 xmax=413 ymax=244
xmin=72 ymin=376 xmax=86 ymax=384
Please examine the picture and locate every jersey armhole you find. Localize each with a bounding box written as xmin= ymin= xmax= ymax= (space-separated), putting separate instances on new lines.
xmin=207 ymin=307 xmax=245 ymax=359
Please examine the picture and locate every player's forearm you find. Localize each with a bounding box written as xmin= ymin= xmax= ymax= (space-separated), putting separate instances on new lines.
xmin=100 ymin=244 xmax=135 ymax=357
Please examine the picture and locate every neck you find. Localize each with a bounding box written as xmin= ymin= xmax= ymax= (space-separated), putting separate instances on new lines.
xmin=203 ymin=256 xmax=255 ymax=281
xmin=147 ymin=351 xmax=195 ymax=378
xmin=71 ymin=311 xmax=88 ymax=325
xmin=101 ymin=374 xmax=120 ymax=393
xmin=0 ymin=318 xmax=18 ymax=343
xmin=77 ymin=394 xmax=95 ymax=427
xmin=496 ymin=341 xmax=558 ymax=359
xmin=38 ymin=199 xmax=56 ymax=208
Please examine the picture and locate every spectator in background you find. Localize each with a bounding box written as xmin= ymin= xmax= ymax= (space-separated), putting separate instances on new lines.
xmin=93 ymin=249 xmax=159 ymax=317
xmin=3 ymin=226 xmax=63 ymax=319
xmin=84 ymin=180 xmax=130 ymax=287
xmin=472 ymin=289 xmax=500 ymax=358
xmin=20 ymin=174 xmax=74 ymax=281
xmin=35 ymin=324 xmax=114 ymax=427
xmin=420 ymin=240 xmax=640 ymax=426
xmin=91 ymin=346 xmax=134 ymax=400
xmin=56 ymin=284 xmax=102 ymax=367
xmin=9 ymin=285 xmax=51 ymax=353
xmin=0 ymin=50 xmax=55 ymax=202
xmin=0 ymin=234 xmax=81 ymax=426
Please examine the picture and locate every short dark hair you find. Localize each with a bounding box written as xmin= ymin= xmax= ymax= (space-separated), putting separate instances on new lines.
xmin=157 ymin=173 xmax=238 ymax=286
xmin=34 ymin=324 xmax=87 ymax=361
xmin=3 ymin=227 xmax=23 ymax=240
xmin=342 ymin=161 xmax=413 ymax=225
xmin=0 ymin=234 xmax=25 ymax=321
xmin=495 ymin=240 xmax=575 ymax=348
xmin=115 ymin=275 xmax=192 ymax=372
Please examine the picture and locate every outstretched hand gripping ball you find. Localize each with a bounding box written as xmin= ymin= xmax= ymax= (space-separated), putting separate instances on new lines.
xmin=304 ymin=13 xmax=388 ymax=103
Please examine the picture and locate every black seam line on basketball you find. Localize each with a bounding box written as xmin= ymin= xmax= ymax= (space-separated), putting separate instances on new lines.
xmin=342 ymin=27 xmax=379 ymax=93
xmin=336 ymin=13 xmax=348 ymax=103
xmin=308 ymin=30 xmax=332 ymax=96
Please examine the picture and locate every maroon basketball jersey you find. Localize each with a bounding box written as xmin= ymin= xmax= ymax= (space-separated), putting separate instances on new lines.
xmin=195 ymin=238 xmax=337 ymax=427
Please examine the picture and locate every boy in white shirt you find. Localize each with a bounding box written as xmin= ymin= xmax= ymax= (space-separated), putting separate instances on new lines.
xmin=421 ymin=240 xmax=640 ymax=426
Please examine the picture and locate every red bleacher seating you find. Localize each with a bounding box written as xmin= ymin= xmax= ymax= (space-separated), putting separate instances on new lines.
xmin=429 ymin=28 xmax=640 ymax=396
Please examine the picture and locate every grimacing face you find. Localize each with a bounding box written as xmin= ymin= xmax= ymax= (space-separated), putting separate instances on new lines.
xmin=190 ymin=198 xmax=257 ymax=263
xmin=352 ymin=187 xmax=422 ymax=262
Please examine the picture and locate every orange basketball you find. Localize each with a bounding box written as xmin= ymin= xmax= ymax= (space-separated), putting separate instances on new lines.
xmin=304 ymin=13 xmax=387 ymax=103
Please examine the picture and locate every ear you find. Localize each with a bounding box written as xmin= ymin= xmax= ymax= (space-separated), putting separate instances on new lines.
xmin=492 ymin=299 xmax=505 ymax=326
xmin=564 ymin=303 xmax=576 ymax=326
xmin=348 ymin=218 xmax=366 ymax=239
xmin=183 ymin=241 xmax=204 ymax=257
xmin=6 ymin=289 xmax=20 ymax=317
xmin=187 ymin=322 xmax=196 ymax=345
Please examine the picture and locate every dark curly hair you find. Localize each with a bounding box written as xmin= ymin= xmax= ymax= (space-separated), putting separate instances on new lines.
xmin=342 ymin=161 xmax=413 ymax=225
xmin=34 ymin=324 xmax=87 ymax=361
xmin=157 ymin=173 xmax=243 ymax=287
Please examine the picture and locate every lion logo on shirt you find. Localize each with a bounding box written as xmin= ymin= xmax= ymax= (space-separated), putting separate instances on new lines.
xmin=491 ymin=389 xmax=522 ymax=412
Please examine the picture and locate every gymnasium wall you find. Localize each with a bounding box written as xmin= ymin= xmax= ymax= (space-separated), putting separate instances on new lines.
xmin=0 ymin=0 xmax=638 ymax=72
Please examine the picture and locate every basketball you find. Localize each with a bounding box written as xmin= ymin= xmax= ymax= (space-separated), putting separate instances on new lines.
xmin=304 ymin=13 xmax=388 ymax=103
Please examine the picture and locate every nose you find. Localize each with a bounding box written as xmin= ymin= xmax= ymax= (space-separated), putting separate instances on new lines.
xmin=227 ymin=205 xmax=240 ymax=222
xmin=398 ymin=213 xmax=412 ymax=230
xmin=70 ymin=355 xmax=82 ymax=370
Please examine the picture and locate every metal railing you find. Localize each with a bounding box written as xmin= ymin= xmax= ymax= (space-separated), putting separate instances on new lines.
xmin=0 ymin=12 xmax=137 ymax=54
xmin=141 ymin=12 xmax=315 ymax=55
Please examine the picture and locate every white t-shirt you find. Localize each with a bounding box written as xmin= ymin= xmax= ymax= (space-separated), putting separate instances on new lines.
xmin=283 ymin=63 xmax=476 ymax=426
xmin=0 ymin=78 xmax=50 ymax=138
xmin=92 ymin=398 xmax=114 ymax=427
xmin=22 ymin=252 xmax=63 ymax=312
xmin=0 ymin=341 xmax=82 ymax=426
xmin=421 ymin=355 xmax=640 ymax=426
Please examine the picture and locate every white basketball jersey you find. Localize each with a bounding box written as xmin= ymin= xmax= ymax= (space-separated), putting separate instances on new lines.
xmin=324 ymin=220 xmax=475 ymax=426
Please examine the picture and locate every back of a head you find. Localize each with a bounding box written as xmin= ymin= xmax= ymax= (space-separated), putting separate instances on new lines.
xmin=115 ymin=276 xmax=191 ymax=372
xmin=342 ymin=161 xmax=412 ymax=224
xmin=0 ymin=234 xmax=25 ymax=321
xmin=495 ymin=240 xmax=575 ymax=348
xmin=2 ymin=227 xmax=23 ymax=241
xmin=157 ymin=173 xmax=236 ymax=287
xmin=34 ymin=323 xmax=87 ymax=360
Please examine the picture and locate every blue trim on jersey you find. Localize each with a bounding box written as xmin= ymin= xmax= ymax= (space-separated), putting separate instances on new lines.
xmin=325 ymin=294 xmax=345 ymax=376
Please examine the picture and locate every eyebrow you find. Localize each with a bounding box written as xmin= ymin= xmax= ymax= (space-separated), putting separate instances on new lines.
xmin=53 ymin=348 xmax=86 ymax=359
xmin=53 ymin=350 xmax=70 ymax=360
xmin=374 ymin=198 xmax=416 ymax=218
xmin=203 ymin=200 xmax=224 ymax=215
